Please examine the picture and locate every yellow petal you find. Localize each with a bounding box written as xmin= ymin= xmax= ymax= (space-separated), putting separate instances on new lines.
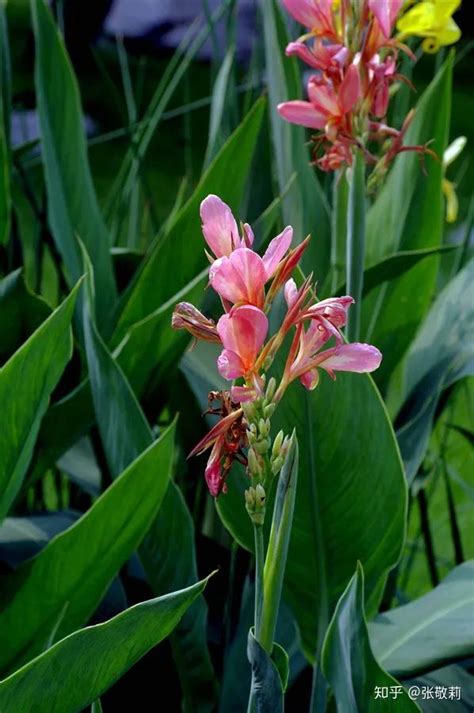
xmin=443 ymin=136 xmax=467 ymax=168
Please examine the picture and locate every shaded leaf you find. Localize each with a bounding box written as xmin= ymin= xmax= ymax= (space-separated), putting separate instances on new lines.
xmin=0 ymin=576 xmax=211 ymax=713
xmin=0 ymin=424 xmax=175 ymax=676
xmin=321 ymin=563 xmax=420 ymax=713
xmin=31 ymin=0 xmax=117 ymax=326
xmin=0 ymin=283 xmax=79 ymax=523
xmin=369 ymin=561 xmax=474 ymax=678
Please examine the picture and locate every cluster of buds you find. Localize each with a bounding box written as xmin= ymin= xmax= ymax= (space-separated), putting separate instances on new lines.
xmin=172 ymin=195 xmax=382 ymax=510
xmin=277 ymin=0 xmax=461 ymax=176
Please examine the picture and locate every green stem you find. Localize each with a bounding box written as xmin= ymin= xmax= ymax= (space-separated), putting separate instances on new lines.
xmin=346 ymin=150 xmax=366 ymax=342
xmin=331 ymin=170 xmax=349 ymax=293
xmin=258 ymin=437 xmax=298 ymax=652
xmin=254 ymin=523 xmax=265 ymax=635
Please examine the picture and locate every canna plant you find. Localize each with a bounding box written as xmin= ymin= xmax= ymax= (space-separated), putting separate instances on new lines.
xmin=0 ymin=0 xmax=472 ymax=711
xmin=173 ymin=194 xmax=382 ymax=706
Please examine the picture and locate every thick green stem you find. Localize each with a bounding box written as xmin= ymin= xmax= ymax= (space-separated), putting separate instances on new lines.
xmin=253 ymin=523 xmax=265 ymax=634
xmin=258 ymin=437 xmax=298 ymax=652
xmin=346 ymin=151 xmax=366 ymax=342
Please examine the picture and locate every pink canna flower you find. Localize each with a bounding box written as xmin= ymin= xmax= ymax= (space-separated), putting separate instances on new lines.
xmin=278 ymin=63 xmax=361 ymax=142
xmin=200 ymin=194 xmax=253 ymax=258
xmin=216 ymin=305 xmax=268 ymax=380
xmin=205 ymin=437 xmax=226 ymax=497
xmin=368 ymin=0 xmax=404 ymax=38
xmin=209 ymin=227 xmax=293 ymax=308
xmin=282 ymin=0 xmax=337 ymax=39
xmin=367 ymin=54 xmax=397 ymax=118
xmin=286 ymin=40 xmax=348 ymax=75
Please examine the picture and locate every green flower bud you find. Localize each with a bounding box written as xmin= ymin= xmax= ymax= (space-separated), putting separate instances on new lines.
xmin=263 ymin=403 xmax=276 ymax=418
xmin=258 ymin=418 xmax=270 ymax=437
xmin=265 ymin=377 xmax=276 ymax=402
xmin=253 ymin=437 xmax=271 ymax=455
xmin=272 ymin=430 xmax=284 ymax=459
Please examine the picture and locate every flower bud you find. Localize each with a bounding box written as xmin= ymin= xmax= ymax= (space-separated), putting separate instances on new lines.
xmin=253 ymin=437 xmax=271 ymax=455
xmin=272 ymin=430 xmax=284 ymax=459
xmin=258 ymin=418 xmax=270 ymax=437
xmin=263 ymin=403 xmax=276 ymax=418
xmin=247 ymin=447 xmax=261 ymax=477
xmin=265 ymin=377 xmax=276 ymax=402
xmin=245 ymin=485 xmax=266 ymax=526
xmin=171 ymin=302 xmax=221 ymax=342
xmin=271 ymin=456 xmax=284 ymax=475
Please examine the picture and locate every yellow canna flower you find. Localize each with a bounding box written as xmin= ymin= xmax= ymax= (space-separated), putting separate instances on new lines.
xmin=442 ymin=136 xmax=467 ymax=223
xmin=397 ymin=0 xmax=462 ymax=53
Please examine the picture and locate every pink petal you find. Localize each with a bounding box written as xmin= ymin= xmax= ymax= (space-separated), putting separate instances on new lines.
xmin=205 ymin=438 xmax=224 ymax=497
xmin=262 ymin=226 xmax=293 ymax=279
xmin=300 ymin=368 xmax=320 ymax=391
xmin=284 ymin=278 xmax=298 ymax=308
xmin=369 ymin=0 xmax=403 ymax=38
xmin=277 ymin=101 xmax=327 ymax=130
xmin=231 ymin=385 xmax=257 ymax=403
xmin=307 ymin=80 xmax=339 ymax=116
xmin=217 ymin=349 xmax=246 ymax=380
xmin=286 ymin=41 xmax=325 ymax=70
xmin=200 ymin=194 xmax=239 ymax=257
xmin=339 ymin=64 xmax=361 ymax=114
xmin=282 ymin=0 xmax=321 ymax=28
xmin=308 ymin=296 xmax=354 ymax=328
xmin=319 ymin=343 xmax=382 ymax=374
xmin=209 ymin=248 xmax=266 ymax=306
xmin=217 ymin=305 xmax=268 ymax=374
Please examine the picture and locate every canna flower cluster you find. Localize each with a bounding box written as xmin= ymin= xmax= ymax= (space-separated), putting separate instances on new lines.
xmin=172 ymin=195 xmax=382 ymax=510
xmin=277 ymin=0 xmax=460 ymax=176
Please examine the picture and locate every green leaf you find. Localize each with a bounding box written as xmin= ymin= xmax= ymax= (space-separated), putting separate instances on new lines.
xmin=217 ymin=371 xmax=407 ymax=662
xmin=31 ymin=0 xmax=117 ymax=326
xmin=345 ymin=150 xmax=366 ymax=342
xmin=369 ymin=561 xmax=474 ymax=678
xmin=113 ymin=97 xmax=265 ymax=344
xmin=0 ymin=283 xmax=79 ymax=523
xmin=82 ymin=258 xmax=218 ymax=711
xmin=364 ymin=56 xmax=453 ymax=390
xmin=203 ymin=45 xmax=235 ymax=168
xmin=0 ymin=511 xmax=78 ymax=567
xmin=247 ymin=629 xmax=284 ymax=713
xmin=335 ymin=246 xmax=458 ymax=300
xmin=395 ymin=259 xmax=474 ymax=482
xmin=0 ymin=423 xmax=175 ymax=676
xmin=260 ymin=0 xmax=331 ymax=281
xmin=321 ymin=563 xmax=420 ymax=713
xmin=403 ymin=665 xmax=474 ymax=712
xmin=0 ymin=269 xmax=51 ymax=365
xmin=0 ymin=576 xmax=211 ymax=713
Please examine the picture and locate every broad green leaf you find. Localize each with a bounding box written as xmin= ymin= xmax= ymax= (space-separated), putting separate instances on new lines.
xmin=0 ymin=576 xmax=211 ymax=713
xmin=217 ymin=371 xmax=407 ymax=662
xmin=363 ymin=57 xmax=453 ymax=390
xmin=113 ymin=98 xmax=265 ymax=344
xmin=0 ymin=283 xmax=79 ymax=523
xmin=261 ymin=0 xmax=331 ymax=281
xmin=28 ymin=379 xmax=94 ymax=487
xmin=31 ymin=0 xmax=117 ymax=326
xmin=115 ymin=268 xmax=207 ymax=396
xmin=395 ymin=259 xmax=474 ymax=482
xmin=247 ymin=629 xmax=284 ymax=713
xmin=57 ymin=437 xmax=101 ymax=496
xmin=369 ymin=562 xmax=474 ymax=678
xmin=335 ymin=246 xmax=458 ymax=300
xmin=0 ymin=423 xmax=175 ymax=676
xmin=403 ymin=665 xmax=474 ymax=712
xmin=321 ymin=563 xmax=420 ymax=713
xmin=82 ymin=260 xmax=218 ymax=711
xmin=0 ymin=511 xmax=78 ymax=567
xmin=0 ymin=269 xmax=51 ymax=365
